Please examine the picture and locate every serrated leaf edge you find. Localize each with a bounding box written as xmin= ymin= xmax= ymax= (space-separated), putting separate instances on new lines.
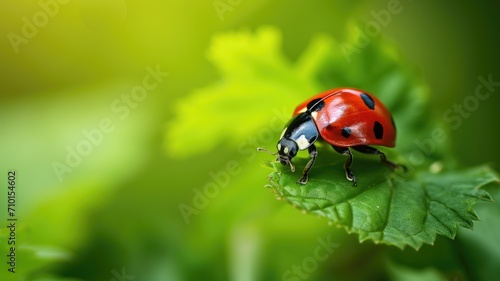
xmin=266 ymin=166 xmax=498 ymax=250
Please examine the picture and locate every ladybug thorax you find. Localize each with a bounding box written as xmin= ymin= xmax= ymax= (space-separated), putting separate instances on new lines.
xmin=277 ymin=112 xmax=319 ymax=156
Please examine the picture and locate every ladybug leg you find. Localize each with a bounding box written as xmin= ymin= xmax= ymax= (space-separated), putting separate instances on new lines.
xmin=332 ymin=146 xmax=357 ymax=186
xmin=298 ymin=144 xmax=318 ymax=185
xmin=351 ymin=146 xmax=406 ymax=171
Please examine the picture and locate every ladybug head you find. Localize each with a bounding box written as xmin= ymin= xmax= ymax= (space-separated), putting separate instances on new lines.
xmin=258 ymin=112 xmax=319 ymax=173
xmin=276 ymin=138 xmax=298 ymax=171
xmin=256 ymin=139 xmax=297 ymax=172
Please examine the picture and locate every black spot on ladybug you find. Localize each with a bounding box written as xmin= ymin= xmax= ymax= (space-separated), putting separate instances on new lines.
xmin=307 ymin=98 xmax=325 ymax=112
xmin=373 ymin=121 xmax=384 ymax=139
xmin=360 ymin=93 xmax=375 ymax=110
xmin=341 ymin=127 xmax=351 ymax=138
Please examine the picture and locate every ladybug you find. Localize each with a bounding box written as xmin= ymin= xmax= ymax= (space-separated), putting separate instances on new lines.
xmin=259 ymin=88 xmax=404 ymax=186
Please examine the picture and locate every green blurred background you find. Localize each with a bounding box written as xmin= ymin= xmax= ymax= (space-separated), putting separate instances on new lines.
xmin=1 ymin=0 xmax=499 ymax=280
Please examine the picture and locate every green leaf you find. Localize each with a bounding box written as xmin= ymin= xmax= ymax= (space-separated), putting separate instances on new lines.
xmin=266 ymin=151 xmax=498 ymax=250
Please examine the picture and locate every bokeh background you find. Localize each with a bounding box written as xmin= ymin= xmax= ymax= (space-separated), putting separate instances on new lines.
xmin=1 ymin=0 xmax=499 ymax=280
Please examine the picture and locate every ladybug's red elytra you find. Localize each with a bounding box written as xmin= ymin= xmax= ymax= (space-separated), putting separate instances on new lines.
xmin=259 ymin=88 xmax=405 ymax=186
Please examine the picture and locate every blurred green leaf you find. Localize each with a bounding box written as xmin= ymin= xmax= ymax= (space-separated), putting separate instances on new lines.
xmin=165 ymin=26 xmax=320 ymax=158
xmin=0 ymin=181 xmax=111 ymax=281
xmin=0 ymin=83 xmax=160 ymax=280
xmin=456 ymin=188 xmax=500 ymax=280
xmin=387 ymin=261 xmax=445 ymax=281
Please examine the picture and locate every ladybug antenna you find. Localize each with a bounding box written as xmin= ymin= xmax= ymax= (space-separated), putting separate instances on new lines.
xmin=257 ymin=147 xmax=277 ymax=156
xmin=287 ymin=159 xmax=295 ymax=172
xmin=257 ymin=147 xmax=295 ymax=172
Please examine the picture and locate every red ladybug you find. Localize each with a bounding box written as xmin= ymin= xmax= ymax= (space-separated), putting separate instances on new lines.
xmin=259 ymin=88 xmax=404 ymax=186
